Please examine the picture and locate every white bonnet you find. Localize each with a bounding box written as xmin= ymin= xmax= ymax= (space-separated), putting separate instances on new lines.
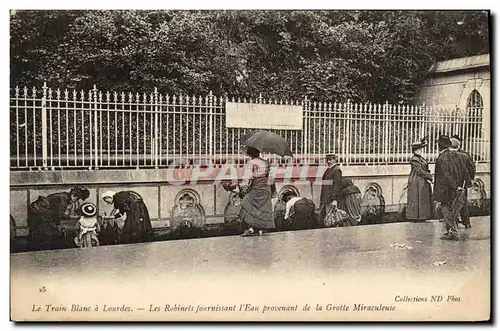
xmin=101 ymin=191 xmax=116 ymax=200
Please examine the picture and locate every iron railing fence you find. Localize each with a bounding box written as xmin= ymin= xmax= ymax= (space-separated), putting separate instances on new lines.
xmin=9 ymin=83 xmax=489 ymax=170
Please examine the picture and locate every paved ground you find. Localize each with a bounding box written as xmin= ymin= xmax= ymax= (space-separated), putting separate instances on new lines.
xmin=11 ymin=217 xmax=490 ymax=278
xmin=10 ymin=217 xmax=490 ymax=321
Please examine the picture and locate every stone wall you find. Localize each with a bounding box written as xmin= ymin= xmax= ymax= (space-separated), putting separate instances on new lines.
xmin=415 ymin=68 xmax=490 ymax=109
xmin=10 ymin=163 xmax=491 ymax=237
xmin=415 ymin=67 xmax=490 ymax=151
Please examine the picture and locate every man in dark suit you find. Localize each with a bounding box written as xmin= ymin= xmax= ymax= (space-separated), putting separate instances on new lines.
xmin=433 ymin=135 xmax=468 ymax=240
xmin=450 ymin=135 xmax=475 ymax=229
xmin=319 ymin=154 xmax=343 ymax=225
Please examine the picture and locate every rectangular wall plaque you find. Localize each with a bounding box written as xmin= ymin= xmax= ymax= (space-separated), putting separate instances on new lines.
xmin=225 ymin=102 xmax=303 ymax=130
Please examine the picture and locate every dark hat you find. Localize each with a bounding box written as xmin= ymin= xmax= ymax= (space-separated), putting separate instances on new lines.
xmin=436 ymin=135 xmax=451 ymax=147
xmin=411 ymin=137 xmax=428 ymax=151
xmin=285 ymin=189 xmax=298 ymax=197
xmin=451 ymin=134 xmax=462 ymax=142
xmin=245 ymin=146 xmax=260 ymax=158
xmin=325 ymin=153 xmax=338 ymax=160
xmin=281 ymin=189 xmax=298 ymax=202
xmin=80 ymin=202 xmax=97 ymax=217
xmin=70 ymin=186 xmax=90 ymax=200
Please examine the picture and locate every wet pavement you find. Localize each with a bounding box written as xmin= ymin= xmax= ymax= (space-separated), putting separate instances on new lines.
xmin=10 ymin=217 xmax=490 ymax=322
xmin=11 ymin=217 xmax=490 ymax=281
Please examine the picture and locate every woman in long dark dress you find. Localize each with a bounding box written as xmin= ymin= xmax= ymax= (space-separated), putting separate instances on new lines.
xmin=338 ymin=178 xmax=363 ymax=226
xmin=406 ymin=138 xmax=433 ymax=222
xmin=102 ymin=190 xmax=154 ymax=244
xmin=27 ymin=186 xmax=90 ymax=251
xmin=239 ymin=147 xmax=276 ymax=236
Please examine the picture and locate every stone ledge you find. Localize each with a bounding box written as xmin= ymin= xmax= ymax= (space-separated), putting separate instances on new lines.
xmin=9 ymin=163 xmax=491 ymax=187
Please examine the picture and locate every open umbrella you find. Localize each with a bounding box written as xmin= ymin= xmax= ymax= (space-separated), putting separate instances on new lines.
xmin=450 ymin=181 xmax=468 ymax=221
xmin=239 ymin=130 xmax=293 ymax=157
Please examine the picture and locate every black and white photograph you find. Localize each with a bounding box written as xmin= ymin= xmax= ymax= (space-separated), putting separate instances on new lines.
xmin=7 ymin=6 xmax=491 ymax=322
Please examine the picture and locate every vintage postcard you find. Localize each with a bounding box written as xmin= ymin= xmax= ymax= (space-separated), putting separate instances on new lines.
xmin=8 ymin=8 xmax=491 ymax=322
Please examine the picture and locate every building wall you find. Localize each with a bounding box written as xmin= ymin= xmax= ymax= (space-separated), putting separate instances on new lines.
xmin=415 ymin=68 xmax=490 ymax=109
xmin=415 ymin=67 xmax=490 ymax=160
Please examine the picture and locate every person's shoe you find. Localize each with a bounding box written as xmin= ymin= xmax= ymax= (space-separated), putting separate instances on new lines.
xmin=74 ymin=237 xmax=81 ymax=247
xmin=440 ymin=233 xmax=459 ymax=241
xmin=464 ymin=224 xmax=472 ymax=229
xmin=241 ymin=228 xmax=255 ymax=237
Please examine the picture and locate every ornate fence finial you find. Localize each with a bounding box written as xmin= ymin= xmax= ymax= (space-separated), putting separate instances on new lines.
xmin=42 ymin=82 xmax=47 ymax=97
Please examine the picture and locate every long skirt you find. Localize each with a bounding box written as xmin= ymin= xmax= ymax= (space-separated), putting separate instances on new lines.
xmin=99 ymin=222 xmax=122 ymax=245
xmin=239 ymin=177 xmax=275 ymax=230
xmin=339 ymin=193 xmax=363 ymax=226
xmin=121 ymin=200 xmax=154 ymax=244
xmin=406 ymin=178 xmax=433 ymax=221
xmin=27 ymin=218 xmax=62 ymax=251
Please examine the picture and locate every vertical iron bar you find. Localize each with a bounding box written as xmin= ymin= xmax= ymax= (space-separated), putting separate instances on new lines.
xmin=106 ymin=93 xmax=110 ymax=167
xmin=49 ymin=88 xmax=53 ymax=168
xmin=24 ymin=88 xmax=28 ymax=168
xmin=65 ymin=90 xmax=69 ymax=167
xmin=33 ymin=87 xmax=37 ymax=168
xmin=15 ymin=87 xmax=19 ymax=168
xmin=41 ymin=83 xmax=48 ymax=169
xmin=57 ymin=90 xmax=61 ymax=168
xmin=93 ymin=86 xmax=98 ymax=169
xmin=154 ymin=88 xmax=159 ymax=168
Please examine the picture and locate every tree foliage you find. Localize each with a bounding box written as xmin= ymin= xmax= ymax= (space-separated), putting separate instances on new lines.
xmin=10 ymin=10 xmax=490 ymax=103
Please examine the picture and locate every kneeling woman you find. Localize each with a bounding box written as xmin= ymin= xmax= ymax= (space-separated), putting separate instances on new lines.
xmin=101 ymin=190 xmax=154 ymax=244
xmin=282 ymin=190 xmax=317 ymax=231
xmin=238 ymin=147 xmax=276 ymax=236
xmin=27 ymin=186 xmax=90 ymax=251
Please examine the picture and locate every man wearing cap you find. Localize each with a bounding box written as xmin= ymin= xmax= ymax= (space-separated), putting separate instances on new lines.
xmin=450 ymin=135 xmax=475 ymax=229
xmin=433 ymin=135 xmax=468 ymax=240
xmin=102 ymin=190 xmax=154 ymax=244
xmin=319 ymin=154 xmax=343 ymax=224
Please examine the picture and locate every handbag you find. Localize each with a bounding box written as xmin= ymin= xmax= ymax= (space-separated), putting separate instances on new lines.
xmin=323 ymin=206 xmax=349 ymax=227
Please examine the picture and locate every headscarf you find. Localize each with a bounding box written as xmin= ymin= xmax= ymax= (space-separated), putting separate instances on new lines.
xmin=101 ymin=191 xmax=116 ymax=200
